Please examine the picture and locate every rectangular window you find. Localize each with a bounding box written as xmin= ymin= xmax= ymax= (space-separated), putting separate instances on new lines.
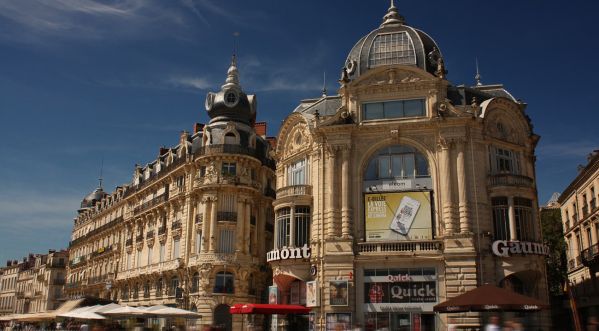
xmin=276 ymin=208 xmax=291 ymax=249
xmin=493 ymin=148 xmax=520 ymax=174
xmin=159 ymin=243 xmax=165 ymax=262
xmin=363 ymin=99 xmax=425 ymax=120
xmin=136 ymin=250 xmax=141 ymax=267
xmin=591 ymin=187 xmax=597 ymax=210
xmin=492 ymin=197 xmax=510 ymax=240
xmin=218 ymin=229 xmax=235 ymax=253
xmin=172 ymin=239 xmax=180 ymax=259
xmin=147 ymin=246 xmax=153 ymax=265
xmin=287 ymin=159 xmax=307 ymax=185
xmin=514 ymin=197 xmax=534 ymax=241
xmin=294 ymin=207 xmax=311 ymax=247
xmin=221 ymin=162 xmax=237 ymax=176
xmin=196 ymin=231 xmax=202 ymax=253
xmin=126 ymin=253 xmax=131 ymax=270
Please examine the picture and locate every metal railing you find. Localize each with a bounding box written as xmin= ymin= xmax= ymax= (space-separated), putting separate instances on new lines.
xmin=193 ymin=144 xmax=275 ymax=169
xmin=158 ymin=226 xmax=167 ymax=235
xmin=195 ymin=214 xmax=203 ymax=224
xmin=70 ymin=216 xmax=123 ymax=247
xmin=582 ymin=243 xmax=599 ymax=266
xmin=171 ymin=220 xmax=182 ymax=230
xmin=217 ymin=212 xmax=237 ymax=222
xmin=134 ymin=194 xmax=168 ymax=215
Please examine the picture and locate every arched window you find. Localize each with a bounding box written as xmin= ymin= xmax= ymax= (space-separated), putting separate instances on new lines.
xmin=121 ymin=285 xmax=129 ymax=300
xmin=364 ymin=145 xmax=429 ymax=181
xmin=192 ymin=272 xmax=200 ymax=293
xmin=132 ymin=283 xmax=139 ymax=299
xmin=368 ymin=32 xmax=416 ymax=68
xmin=214 ymin=272 xmax=234 ymax=294
xmin=143 ymin=281 xmax=150 ymax=298
xmin=224 ymin=132 xmax=237 ymax=145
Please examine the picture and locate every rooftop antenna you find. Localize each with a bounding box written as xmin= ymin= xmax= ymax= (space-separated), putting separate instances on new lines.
xmin=475 ymin=58 xmax=482 ymax=86
xmin=233 ymin=31 xmax=240 ymax=60
xmin=322 ymin=71 xmax=327 ymax=97
xmin=98 ymin=157 xmax=104 ymax=189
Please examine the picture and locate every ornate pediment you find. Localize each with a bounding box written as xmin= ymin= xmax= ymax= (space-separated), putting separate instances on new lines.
xmin=351 ymin=67 xmax=435 ymax=88
xmin=282 ymin=122 xmax=312 ymax=160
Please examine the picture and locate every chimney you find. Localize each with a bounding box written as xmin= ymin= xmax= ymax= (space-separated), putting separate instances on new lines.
xmin=255 ymin=122 xmax=267 ymax=137
xmin=159 ymin=147 xmax=168 ymax=156
xmin=6 ymin=260 xmax=10 ymax=267
xmin=194 ymin=123 xmax=205 ymax=134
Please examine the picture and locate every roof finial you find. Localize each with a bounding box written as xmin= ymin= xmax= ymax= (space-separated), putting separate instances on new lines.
xmin=98 ymin=157 xmax=104 ymax=189
xmin=322 ymin=71 xmax=327 ymax=97
xmin=475 ymin=58 xmax=482 ymax=86
xmin=381 ymin=0 xmax=405 ymax=26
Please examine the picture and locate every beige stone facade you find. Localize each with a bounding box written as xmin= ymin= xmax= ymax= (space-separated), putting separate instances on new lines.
xmin=66 ymin=58 xmax=276 ymax=330
xmin=559 ymin=150 xmax=599 ymax=322
xmin=1 ymin=251 xmax=68 ymax=315
xmin=267 ymin=4 xmax=549 ymax=331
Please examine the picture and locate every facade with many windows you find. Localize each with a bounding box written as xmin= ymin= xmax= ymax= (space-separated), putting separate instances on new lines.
xmin=559 ymin=150 xmax=599 ymax=323
xmin=66 ymin=58 xmax=276 ymax=330
xmin=268 ymin=3 xmax=549 ymax=330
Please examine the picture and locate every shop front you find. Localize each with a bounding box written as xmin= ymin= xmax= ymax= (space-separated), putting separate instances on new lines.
xmin=362 ymin=267 xmax=437 ymax=331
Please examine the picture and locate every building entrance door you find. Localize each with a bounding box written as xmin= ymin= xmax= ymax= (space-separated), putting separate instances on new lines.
xmin=213 ymin=304 xmax=232 ymax=331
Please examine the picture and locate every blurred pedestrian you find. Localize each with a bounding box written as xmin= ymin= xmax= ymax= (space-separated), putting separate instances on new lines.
xmin=485 ymin=316 xmax=500 ymax=331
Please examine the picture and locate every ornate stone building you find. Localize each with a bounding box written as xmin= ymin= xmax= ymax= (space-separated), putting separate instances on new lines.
xmin=1 ymin=251 xmax=68 ymax=315
xmin=66 ymin=57 xmax=276 ymax=330
xmin=559 ymin=150 xmax=599 ymax=323
xmin=268 ymin=3 xmax=549 ymax=330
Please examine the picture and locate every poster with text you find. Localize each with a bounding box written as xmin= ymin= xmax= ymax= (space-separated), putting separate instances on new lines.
xmin=364 ymin=191 xmax=432 ymax=241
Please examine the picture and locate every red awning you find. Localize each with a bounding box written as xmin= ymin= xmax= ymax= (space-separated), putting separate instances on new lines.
xmin=229 ymin=303 xmax=311 ymax=315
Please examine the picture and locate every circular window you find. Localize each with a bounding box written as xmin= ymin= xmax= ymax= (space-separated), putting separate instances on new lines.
xmin=224 ymin=90 xmax=238 ymax=107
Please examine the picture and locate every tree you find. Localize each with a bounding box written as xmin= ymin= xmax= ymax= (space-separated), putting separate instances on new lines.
xmin=540 ymin=207 xmax=567 ymax=296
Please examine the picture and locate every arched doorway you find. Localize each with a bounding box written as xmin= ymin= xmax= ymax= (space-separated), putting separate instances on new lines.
xmin=213 ymin=304 xmax=232 ymax=331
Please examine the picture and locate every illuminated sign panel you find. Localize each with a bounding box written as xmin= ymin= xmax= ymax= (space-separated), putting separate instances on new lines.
xmin=364 ymin=191 xmax=433 ymax=241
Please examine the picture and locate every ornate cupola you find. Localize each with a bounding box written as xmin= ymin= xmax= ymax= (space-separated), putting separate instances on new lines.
xmin=205 ymin=56 xmax=256 ymax=125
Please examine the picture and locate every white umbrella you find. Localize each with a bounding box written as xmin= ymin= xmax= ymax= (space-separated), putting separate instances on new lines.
xmin=58 ymin=305 xmax=100 ymax=318
xmin=149 ymin=306 xmax=202 ymax=318
xmin=91 ymin=303 xmax=123 ymax=313
xmin=68 ymin=311 xmax=106 ymax=320
xmin=102 ymin=305 xmax=148 ymax=316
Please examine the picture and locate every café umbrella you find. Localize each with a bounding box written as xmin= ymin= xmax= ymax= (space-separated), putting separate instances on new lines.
xmin=433 ymin=284 xmax=549 ymax=313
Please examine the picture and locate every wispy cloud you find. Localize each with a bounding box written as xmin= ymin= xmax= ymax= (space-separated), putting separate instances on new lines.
xmin=0 ymin=190 xmax=78 ymax=231
xmin=167 ymin=76 xmax=213 ymax=90
xmin=0 ymin=0 xmax=243 ymax=45
xmin=536 ymin=140 xmax=598 ymax=159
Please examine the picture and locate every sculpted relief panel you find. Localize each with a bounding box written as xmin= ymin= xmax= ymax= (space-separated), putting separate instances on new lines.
xmin=283 ymin=123 xmax=312 ymax=159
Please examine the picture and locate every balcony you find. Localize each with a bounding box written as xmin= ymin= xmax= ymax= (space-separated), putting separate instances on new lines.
xmin=146 ymin=230 xmax=154 ymax=239
xmin=50 ymin=278 xmax=65 ymax=286
xmin=133 ymin=194 xmax=168 ymax=215
xmin=70 ymin=216 xmax=124 ymax=248
xmin=276 ymin=185 xmax=312 ymax=199
xmin=195 ymin=214 xmax=203 ymax=224
xmin=158 ymin=226 xmax=167 ymax=235
xmin=487 ymin=174 xmax=534 ymax=188
xmin=136 ymin=234 xmax=144 ymax=242
xmin=582 ymin=243 xmax=599 ymax=267
xmin=69 ymin=256 xmax=86 ymax=268
xmin=265 ymin=187 xmax=276 ymax=199
xmin=357 ymin=240 xmax=443 ymax=255
xmin=171 ymin=220 xmax=182 ymax=230
xmin=126 ymin=238 xmax=133 ymax=247
xmin=217 ymin=212 xmax=237 ymax=222
xmin=194 ymin=144 xmax=275 ymax=169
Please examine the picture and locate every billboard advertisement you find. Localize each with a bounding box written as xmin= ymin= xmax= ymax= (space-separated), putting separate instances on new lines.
xmin=364 ymin=191 xmax=433 ymax=241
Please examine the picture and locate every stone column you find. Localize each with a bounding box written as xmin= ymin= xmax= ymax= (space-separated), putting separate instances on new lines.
xmin=456 ymin=140 xmax=470 ymax=233
xmin=341 ymin=146 xmax=352 ymax=238
xmin=209 ymin=197 xmax=217 ymax=252
xmin=253 ymin=201 xmax=260 ymax=256
xmin=289 ymin=206 xmax=296 ymax=248
xmin=326 ymin=146 xmax=337 ymax=238
xmin=508 ymin=197 xmax=517 ymax=240
xmin=236 ymin=197 xmax=245 ymax=252
xmin=274 ymin=208 xmax=279 ymax=249
xmin=439 ymin=139 xmax=456 ymax=235
xmin=244 ymin=201 xmax=251 ymax=254
xmin=201 ymin=198 xmax=210 ymax=253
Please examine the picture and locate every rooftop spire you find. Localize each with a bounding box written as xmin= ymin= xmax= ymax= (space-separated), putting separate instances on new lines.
xmin=322 ymin=71 xmax=327 ymax=97
xmin=221 ymin=54 xmax=241 ymax=91
xmin=475 ymin=58 xmax=482 ymax=86
xmin=98 ymin=157 xmax=104 ymax=189
xmin=381 ymin=0 xmax=405 ymax=26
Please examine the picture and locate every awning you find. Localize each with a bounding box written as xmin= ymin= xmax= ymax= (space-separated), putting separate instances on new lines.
xmin=230 ymin=304 xmax=311 ymax=315
xmin=434 ymin=284 xmax=549 ymax=313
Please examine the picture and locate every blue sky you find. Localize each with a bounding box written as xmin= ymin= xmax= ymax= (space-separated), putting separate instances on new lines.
xmin=0 ymin=0 xmax=597 ymax=263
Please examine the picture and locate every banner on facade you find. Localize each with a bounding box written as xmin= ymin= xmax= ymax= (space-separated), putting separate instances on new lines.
xmin=330 ymin=280 xmax=349 ymax=306
xmin=306 ymin=281 xmax=319 ymax=307
xmin=364 ymin=191 xmax=433 ymax=241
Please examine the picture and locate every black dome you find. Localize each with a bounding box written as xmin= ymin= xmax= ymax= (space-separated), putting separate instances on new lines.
xmin=80 ymin=187 xmax=105 ymax=209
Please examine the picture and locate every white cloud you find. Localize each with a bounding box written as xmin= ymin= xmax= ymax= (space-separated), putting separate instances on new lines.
xmin=167 ymin=76 xmax=213 ymax=90
xmin=536 ymin=141 xmax=598 ymax=159
xmin=0 ymin=191 xmax=79 ymax=231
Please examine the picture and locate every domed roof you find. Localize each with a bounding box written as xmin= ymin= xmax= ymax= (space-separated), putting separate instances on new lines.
xmin=205 ymin=56 xmax=256 ymax=125
xmin=80 ymin=187 xmax=105 ymax=209
xmin=343 ymin=2 xmax=443 ymax=80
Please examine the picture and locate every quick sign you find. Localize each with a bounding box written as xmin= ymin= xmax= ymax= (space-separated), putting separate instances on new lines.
xmin=266 ymin=244 xmax=311 ymax=262
xmin=491 ymin=240 xmax=550 ymax=257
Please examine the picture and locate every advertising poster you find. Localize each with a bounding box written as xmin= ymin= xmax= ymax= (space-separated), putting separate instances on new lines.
xmin=326 ymin=313 xmax=351 ymax=331
xmin=306 ymin=281 xmax=319 ymax=307
xmin=330 ymin=280 xmax=349 ymax=306
xmin=364 ymin=191 xmax=432 ymax=241
xmin=268 ymin=286 xmax=278 ymax=304
xmin=364 ymin=268 xmax=437 ymax=312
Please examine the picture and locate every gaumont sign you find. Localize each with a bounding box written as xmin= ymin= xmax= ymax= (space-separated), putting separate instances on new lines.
xmin=266 ymin=244 xmax=311 ymax=262
xmin=491 ymin=240 xmax=550 ymax=257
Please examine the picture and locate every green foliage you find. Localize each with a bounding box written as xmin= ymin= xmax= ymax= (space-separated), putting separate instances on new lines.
xmin=540 ymin=207 xmax=568 ymax=296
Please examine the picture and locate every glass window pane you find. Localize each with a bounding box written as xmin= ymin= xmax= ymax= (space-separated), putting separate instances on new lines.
xmin=403 ymin=154 xmax=415 ymax=178
xmin=391 ymin=156 xmax=403 ymax=178
xmin=365 ymin=159 xmax=378 ymax=180
xmin=415 ymin=154 xmax=429 ymax=177
xmin=364 ymin=103 xmax=384 ymax=120
xmin=378 ymin=156 xmax=390 ymax=179
xmin=404 ymin=99 xmax=425 ymax=116
xmin=385 ymin=101 xmax=403 ymax=119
